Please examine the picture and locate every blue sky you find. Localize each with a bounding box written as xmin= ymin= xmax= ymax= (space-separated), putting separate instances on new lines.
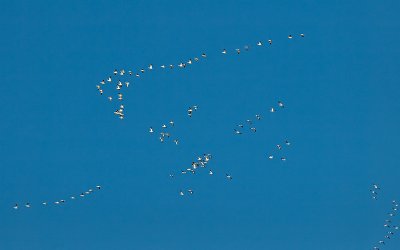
xmin=1 ymin=0 xmax=400 ymax=249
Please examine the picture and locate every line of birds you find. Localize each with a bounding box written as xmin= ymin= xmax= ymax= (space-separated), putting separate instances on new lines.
xmin=97 ymin=34 xmax=305 ymax=119
xmin=371 ymin=184 xmax=399 ymax=249
xmin=12 ymin=185 xmax=101 ymax=210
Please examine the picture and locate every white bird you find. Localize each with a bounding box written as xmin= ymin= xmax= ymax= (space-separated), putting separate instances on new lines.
xmin=179 ymin=190 xmax=184 ymax=196
xmin=120 ymin=69 xmax=125 ymax=75
xmin=222 ymin=49 xmax=227 ymax=54
xmin=54 ymin=201 xmax=60 ymax=205
xmin=107 ymin=77 xmax=112 ymax=82
xmin=13 ymin=204 xmax=18 ymax=210
xmin=270 ymin=107 xmax=275 ymax=112
xmin=169 ymin=64 xmax=174 ymax=69
xmin=125 ymin=82 xmax=129 ymax=87
xmin=300 ymin=33 xmax=305 ymax=37
xmin=96 ymin=85 xmax=101 ymax=90
xmin=188 ymin=107 xmax=193 ymax=117
xmin=70 ymin=196 xmax=75 ymax=199
xmin=235 ymin=49 xmax=241 ymax=54
xmin=96 ymin=185 xmax=101 ymax=189
xmin=159 ymin=137 xmax=164 ymax=143
xmin=277 ymin=144 xmax=282 ymax=150
xmin=209 ymin=170 xmax=213 ymax=175
xmin=129 ymin=70 xmax=133 ymax=75
xmin=140 ymin=69 xmax=145 ymax=73
xmin=188 ymin=189 xmax=193 ymax=195
xmin=268 ymin=155 xmax=274 ymax=159
xmin=226 ymin=174 xmax=232 ymax=180
xmin=169 ymin=174 xmax=174 ymax=178
xmin=281 ymin=157 xmax=287 ymax=161
xmin=181 ymin=170 xmax=187 ymax=174
xmin=113 ymin=69 xmax=118 ymax=75
xmin=99 ymin=89 xmax=103 ymax=95
xmin=162 ymin=124 xmax=167 ymax=129
xmin=244 ymin=45 xmax=250 ymax=51
xmin=118 ymin=93 xmax=123 ymax=100
xmin=379 ymin=240 xmax=385 ymax=245
xmin=201 ymin=53 xmax=207 ymax=58
xmin=149 ymin=127 xmax=154 ymax=133
xmin=257 ymin=41 xmax=263 ymax=46
xmin=278 ymin=101 xmax=284 ymax=108
xmin=194 ymin=57 xmax=199 ymax=61
xmin=250 ymin=127 xmax=257 ymax=132
xmin=100 ymin=80 xmax=105 ymax=85
xmin=42 ymin=202 xmax=47 ymax=205
xmin=25 ymin=203 xmax=31 ymax=208
xmin=234 ymin=129 xmax=242 ymax=135
xmin=285 ymin=140 xmax=291 ymax=146
xmin=108 ymin=96 xmax=112 ymax=101
xmin=161 ymin=65 xmax=166 ymax=69
xmin=268 ymin=39 xmax=272 ymax=45
xmin=148 ymin=64 xmax=153 ymax=70
xmin=187 ymin=59 xmax=192 ymax=64
xmin=169 ymin=120 xmax=174 ymax=126
xmin=173 ymin=139 xmax=179 ymax=145
xmin=288 ymin=35 xmax=293 ymax=39
xmin=136 ymin=73 xmax=140 ymax=77
xmin=255 ymin=114 xmax=261 ymax=120
xmin=237 ymin=124 xmax=244 ymax=128
xmin=80 ymin=193 xmax=85 ymax=197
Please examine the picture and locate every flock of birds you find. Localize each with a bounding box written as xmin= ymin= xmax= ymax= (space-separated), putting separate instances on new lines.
xmin=371 ymin=184 xmax=399 ymax=249
xmin=95 ymin=34 xmax=305 ymax=196
xmin=96 ymin=34 xmax=305 ymax=119
xmin=12 ymin=185 xmax=101 ymax=210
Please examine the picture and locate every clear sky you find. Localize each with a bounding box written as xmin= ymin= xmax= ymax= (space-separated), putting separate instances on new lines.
xmin=1 ymin=0 xmax=400 ymax=249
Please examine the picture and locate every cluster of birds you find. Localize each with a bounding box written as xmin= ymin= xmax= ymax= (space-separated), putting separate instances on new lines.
xmin=12 ymin=185 xmax=101 ymax=210
xmin=370 ymin=184 xmax=399 ymax=249
xmin=168 ymin=153 xmax=233 ymax=196
xmin=234 ymin=101 xmax=285 ymax=135
xmin=97 ymin=34 xmax=305 ymax=119
xmin=267 ymin=139 xmax=291 ymax=161
xmin=149 ymin=120 xmax=179 ymax=145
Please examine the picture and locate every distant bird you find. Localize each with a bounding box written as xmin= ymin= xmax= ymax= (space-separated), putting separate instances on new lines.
xmin=149 ymin=127 xmax=154 ymax=133
xmin=235 ymin=49 xmax=241 ymax=54
xmin=281 ymin=157 xmax=287 ymax=161
xmin=161 ymin=65 xmax=166 ymax=69
xmin=270 ymin=107 xmax=275 ymax=113
xmin=300 ymin=33 xmax=305 ymax=37
xmin=379 ymin=240 xmax=385 ymax=245
xmin=277 ymin=144 xmax=282 ymax=150
xmin=125 ymin=82 xmax=129 ymax=87
xmin=288 ymin=35 xmax=293 ymax=39
xmin=113 ymin=69 xmax=118 ymax=75
xmin=250 ymin=127 xmax=257 ymax=132
xmin=209 ymin=170 xmax=213 ymax=175
xmin=188 ymin=189 xmax=194 ymax=195
xmin=278 ymin=101 xmax=284 ymax=108
xmin=201 ymin=53 xmax=207 ymax=58
xmin=268 ymin=39 xmax=272 ymax=45
xmin=256 ymin=114 xmax=261 ymax=120
xmin=148 ymin=64 xmax=153 ymax=70
xmin=179 ymin=190 xmax=184 ymax=196
xmin=169 ymin=174 xmax=174 ymax=178
xmin=42 ymin=202 xmax=47 ymax=205
xmin=25 ymin=203 xmax=31 ymax=208
xmin=226 ymin=174 xmax=232 ymax=180
xmin=13 ymin=204 xmax=18 ymax=210
xmin=257 ymin=41 xmax=263 ymax=46
xmin=162 ymin=124 xmax=167 ymax=129
xmin=96 ymin=185 xmax=101 ymax=189
xmin=107 ymin=76 xmax=112 ymax=82
xmin=222 ymin=49 xmax=227 ymax=54
xmin=108 ymin=96 xmax=112 ymax=101
xmin=169 ymin=120 xmax=174 ymax=126
xmin=173 ymin=139 xmax=179 ymax=145
xmin=269 ymin=155 xmax=274 ymax=159
xmin=188 ymin=107 xmax=193 ymax=117
xmin=234 ymin=129 xmax=242 ymax=135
